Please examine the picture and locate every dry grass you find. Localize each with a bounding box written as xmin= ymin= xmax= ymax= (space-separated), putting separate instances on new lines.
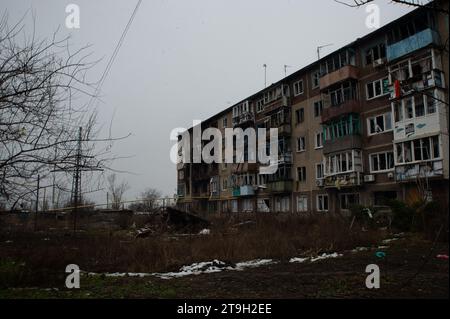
xmin=0 ymin=213 xmax=384 ymax=288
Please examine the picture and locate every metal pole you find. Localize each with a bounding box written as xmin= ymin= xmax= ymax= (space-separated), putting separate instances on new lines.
xmin=263 ymin=64 xmax=267 ymax=88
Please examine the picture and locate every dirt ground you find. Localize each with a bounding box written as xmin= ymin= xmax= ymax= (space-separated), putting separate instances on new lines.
xmin=1 ymin=233 xmax=448 ymax=299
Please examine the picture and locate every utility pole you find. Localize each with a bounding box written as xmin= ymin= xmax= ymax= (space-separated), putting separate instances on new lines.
xmin=284 ymin=64 xmax=291 ymax=77
xmin=73 ymin=127 xmax=82 ymax=235
xmin=34 ymin=174 xmax=40 ymax=232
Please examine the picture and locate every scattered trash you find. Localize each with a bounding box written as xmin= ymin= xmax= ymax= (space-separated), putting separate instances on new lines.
xmin=375 ymin=251 xmax=386 ymax=258
xmin=198 ymin=228 xmax=210 ymax=235
xmin=436 ymin=254 xmax=449 ymax=260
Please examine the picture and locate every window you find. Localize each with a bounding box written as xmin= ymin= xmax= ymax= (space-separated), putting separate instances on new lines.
xmin=325 ymin=150 xmax=360 ymax=175
xmin=231 ymin=200 xmax=238 ymax=213
xmin=374 ymin=191 xmax=397 ymax=206
xmin=316 ymin=163 xmax=324 ymax=179
xmin=393 ymin=92 xmax=438 ymax=123
xmin=297 ymin=166 xmax=306 ymax=182
xmin=370 ymin=152 xmax=394 ymax=172
xmin=312 ymin=70 xmax=320 ymax=88
xmin=367 ymin=112 xmax=392 ymax=135
xmin=366 ymin=78 xmax=389 ymax=99
xmin=340 ymin=193 xmax=360 ymax=210
xmin=395 ymin=135 xmax=441 ymax=164
xmin=313 ymin=101 xmax=323 ymax=117
xmin=317 ymin=194 xmax=329 ymax=212
xmin=295 ymin=108 xmax=305 ymax=124
xmin=256 ymin=99 xmax=264 ymax=113
xmin=365 ymin=43 xmax=386 ymax=65
xmin=293 ymin=80 xmax=304 ymax=96
xmin=297 ymin=196 xmax=308 ymax=212
xmin=222 ymin=117 xmax=228 ymax=128
xmin=315 ymin=132 xmax=323 ymax=149
xmin=296 ymin=137 xmax=306 ymax=152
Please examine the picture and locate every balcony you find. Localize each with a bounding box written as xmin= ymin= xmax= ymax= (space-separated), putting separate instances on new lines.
xmin=240 ymin=185 xmax=255 ymax=196
xmin=321 ymin=99 xmax=361 ymax=123
xmin=323 ymin=172 xmax=362 ymax=188
xmin=395 ymin=160 xmax=443 ymax=182
xmin=267 ymin=180 xmax=293 ymax=193
xmin=323 ymin=134 xmax=362 ymax=155
xmin=232 ymin=111 xmax=254 ymax=127
xmin=320 ymin=65 xmax=359 ymax=90
xmin=387 ymin=28 xmax=440 ymax=62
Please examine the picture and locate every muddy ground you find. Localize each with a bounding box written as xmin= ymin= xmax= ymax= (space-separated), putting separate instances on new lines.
xmin=1 ymin=233 xmax=448 ymax=299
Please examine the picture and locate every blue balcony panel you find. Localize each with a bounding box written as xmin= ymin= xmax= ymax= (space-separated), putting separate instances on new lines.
xmin=387 ymin=28 xmax=440 ymax=62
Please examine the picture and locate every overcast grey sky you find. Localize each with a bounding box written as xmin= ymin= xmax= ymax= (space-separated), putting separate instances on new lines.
xmin=1 ymin=0 xmax=414 ymax=203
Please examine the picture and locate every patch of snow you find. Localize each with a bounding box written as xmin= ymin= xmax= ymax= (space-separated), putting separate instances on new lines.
xmin=4 ymin=240 xmax=13 ymax=243
xmin=153 ymin=260 xmax=232 ymax=279
xmin=86 ymin=271 xmax=152 ymax=278
xmin=289 ymin=257 xmax=309 ymax=263
xmin=234 ymin=259 xmax=276 ymax=270
xmin=310 ymin=252 xmax=343 ymax=262
xmin=377 ymin=245 xmax=389 ymax=249
xmin=198 ymin=228 xmax=210 ymax=235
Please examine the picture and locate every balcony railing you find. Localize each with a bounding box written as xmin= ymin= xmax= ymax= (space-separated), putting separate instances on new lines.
xmin=387 ymin=28 xmax=440 ymax=62
xmin=319 ymin=65 xmax=359 ymax=90
xmin=321 ymin=99 xmax=361 ymax=123
xmin=323 ymin=134 xmax=362 ymax=155
xmin=267 ymin=180 xmax=293 ymax=193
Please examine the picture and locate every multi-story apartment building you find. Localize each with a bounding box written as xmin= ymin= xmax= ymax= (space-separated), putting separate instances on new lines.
xmin=176 ymin=1 xmax=449 ymax=214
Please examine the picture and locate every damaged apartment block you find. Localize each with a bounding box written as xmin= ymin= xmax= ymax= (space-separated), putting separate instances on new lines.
xmin=176 ymin=1 xmax=449 ymax=214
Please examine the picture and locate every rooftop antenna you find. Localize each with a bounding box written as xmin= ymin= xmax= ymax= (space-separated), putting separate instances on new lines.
xmin=263 ymin=64 xmax=267 ymax=88
xmin=284 ymin=65 xmax=292 ymax=77
xmin=317 ymin=43 xmax=333 ymax=60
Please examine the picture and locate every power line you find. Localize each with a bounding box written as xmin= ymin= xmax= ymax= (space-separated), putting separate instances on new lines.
xmin=88 ymin=0 xmax=143 ymax=109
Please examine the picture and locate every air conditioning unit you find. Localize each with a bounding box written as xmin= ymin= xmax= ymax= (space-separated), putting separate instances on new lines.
xmin=363 ymin=174 xmax=375 ymax=183
xmin=316 ymin=179 xmax=324 ymax=187
xmin=387 ymin=172 xmax=394 ymax=179
xmin=373 ymin=58 xmax=385 ymax=68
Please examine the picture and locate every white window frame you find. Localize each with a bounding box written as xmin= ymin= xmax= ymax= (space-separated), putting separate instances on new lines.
xmin=293 ymin=80 xmax=304 ymax=96
xmin=366 ymin=78 xmax=389 ymax=100
xmin=394 ymin=135 xmax=441 ymax=165
xmin=316 ymin=194 xmax=329 ymax=212
xmin=256 ymin=98 xmax=264 ymax=113
xmin=297 ymin=195 xmax=308 ymax=212
xmin=315 ymin=131 xmax=324 ymax=149
xmin=222 ymin=117 xmax=227 ymax=128
xmin=367 ymin=112 xmax=393 ymax=136
xmin=313 ymin=100 xmax=323 ymax=117
xmin=315 ymin=162 xmax=324 ymax=179
xmin=369 ymin=151 xmax=394 ymax=173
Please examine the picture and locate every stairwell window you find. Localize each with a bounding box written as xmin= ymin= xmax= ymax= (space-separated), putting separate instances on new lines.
xmin=312 ymin=70 xmax=320 ymax=88
xmin=295 ymin=108 xmax=305 ymax=124
xmin=313 ymin=101 xmax=323 ymax=117
xmin=317 ymin=194 xmax=329 ymax=212
xmin=367 ymin=112 xmax=392 ymax=135
xmin=293 ymin=80 xmax=304 ymax=96
xmin=316 ymin=163 xmax=324 ymax=179
xmin=297 ymin=166 xmax=306 ymax=182
xmin=297 ymin=137 xmax=306 ymax=152
xmin=315 ymin=132 xmax=324 ymax=149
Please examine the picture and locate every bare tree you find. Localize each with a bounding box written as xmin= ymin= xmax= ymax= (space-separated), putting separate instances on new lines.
xmin=107 ymin=174 xmax=129 ymax=210
xmin=334 ymin=0 xmax=449 ymax=14
xmin=0 ymin=13 xmax=126 ymax=207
